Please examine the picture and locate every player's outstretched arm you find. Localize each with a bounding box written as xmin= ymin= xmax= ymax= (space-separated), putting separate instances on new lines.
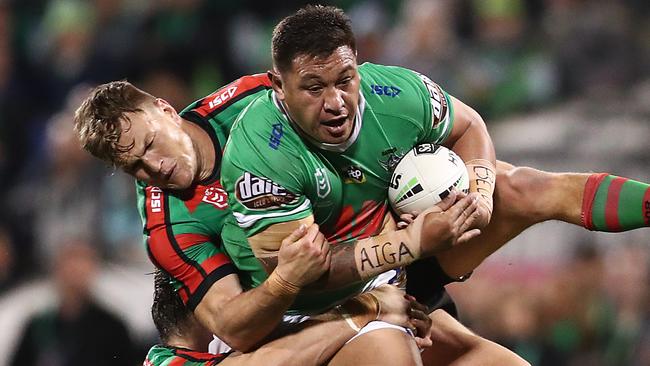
xmin=249 ymin=191 xmax=482 ymax=290
xmin=195 ymin=224 xmax=330 ymax=351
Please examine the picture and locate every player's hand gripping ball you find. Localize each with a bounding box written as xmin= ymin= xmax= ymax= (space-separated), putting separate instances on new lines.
xmin=388 ymin=144 xmax=469 ymax=215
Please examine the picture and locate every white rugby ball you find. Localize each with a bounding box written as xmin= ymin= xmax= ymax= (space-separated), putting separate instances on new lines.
xmin=388 ymin=143 xmax=469 ymax=215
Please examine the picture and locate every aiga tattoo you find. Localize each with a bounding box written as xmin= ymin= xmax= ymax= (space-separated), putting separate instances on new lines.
xmin=360 ymin=242 xmax=414 ymax=271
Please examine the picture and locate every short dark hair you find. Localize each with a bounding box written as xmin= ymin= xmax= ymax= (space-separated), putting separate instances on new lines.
xmin=272 ymin=5 xmax=356 ymax=72
xmin=74 ymin=81 xmax=155 ymax=165
xmin=151 ymin=270 xmax=191 ymax=343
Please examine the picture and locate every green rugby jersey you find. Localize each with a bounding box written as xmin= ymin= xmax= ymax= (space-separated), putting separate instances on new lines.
xmin=136 ymin=74 xmax=271 ymax=310
xmin=221 ymin=62 xmax=455 ymax=313
xmin=143 ymin=345 xmax=231 ymax=366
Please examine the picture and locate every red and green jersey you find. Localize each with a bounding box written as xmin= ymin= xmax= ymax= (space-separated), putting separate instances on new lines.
xmin=221 ymin=63 xmax=455 ymax=313
xmin=137 ymin=74 xmax=272 ymax=310
xmin=143 ymin=345 xmax=231 ymax=366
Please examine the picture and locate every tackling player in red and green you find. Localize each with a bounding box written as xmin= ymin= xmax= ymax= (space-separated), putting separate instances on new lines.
xmin=144 ymin=271 xmax=432 ymax=366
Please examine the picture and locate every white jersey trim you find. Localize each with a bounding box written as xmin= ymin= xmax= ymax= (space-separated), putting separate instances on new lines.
xmin=233 ymin=199 xmax=312 ymax=228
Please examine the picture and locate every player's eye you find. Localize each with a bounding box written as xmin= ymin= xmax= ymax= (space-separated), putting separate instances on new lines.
xmin=308 ymin=86 xmax=322 ymax=93
xmin=145 ymin=134 xmax=155 ymax=151
xmin=338 ymin=77 xmax=351 ymax=86
xmin=122 ymin=161 xmax=139 ymax=175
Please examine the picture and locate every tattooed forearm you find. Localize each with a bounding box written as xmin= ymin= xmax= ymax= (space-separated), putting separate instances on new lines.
xmin=358 ymin=241 xmax=414 ymax=272
xmin=257 ymin=256 xmax=279 ymax=274
xmin=255 ymin=233 xmax=417 ymax=292
xmin=303 ymin=242 xmax=360 ymax=290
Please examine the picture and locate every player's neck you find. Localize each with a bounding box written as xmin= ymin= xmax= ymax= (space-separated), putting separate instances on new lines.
xmin=166 ymin=321 xmax=213 ymax=351
xmin=181 ymin=119 xmax=216 ymax=183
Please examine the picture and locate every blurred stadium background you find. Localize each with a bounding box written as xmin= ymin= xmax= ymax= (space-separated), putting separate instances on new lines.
xmin=0 ymin=0 xmax=649 ymax=365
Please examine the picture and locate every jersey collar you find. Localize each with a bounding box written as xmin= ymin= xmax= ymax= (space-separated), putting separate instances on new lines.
xmin=272 ymin=91 xmax=365 ymax=153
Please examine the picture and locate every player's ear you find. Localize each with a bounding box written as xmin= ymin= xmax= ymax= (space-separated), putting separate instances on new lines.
xmin=155 ymin=98 xmax=181 ymax=124
xmin=268 ymin=70 xmax=285 ymax=101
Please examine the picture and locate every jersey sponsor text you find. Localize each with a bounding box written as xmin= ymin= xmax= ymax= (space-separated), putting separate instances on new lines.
xmin=208 ymin=86 xmax=237 ymax=110
xmin=151 ymin=187 xmax=163 ymax=213
xmin=236 ymin=172 xmax=297 ymax=210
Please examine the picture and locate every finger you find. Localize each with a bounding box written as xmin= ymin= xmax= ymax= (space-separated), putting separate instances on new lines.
xmin=323 ymin=247 xmax=332 ymax=269
xmin=397 ymin=221 xmax=408 ymax=229
xmin=454 ymin=196 xmax=480 ymax=228
xmin=319 ymin=237 xmax=330 ymax=256
xmin=399 ymin=213 xmax=415 ymax=224
xmin=410 ymin=318 xmax=430 ymax=338
xmin=304 ymin=223 xmax=320 ymax=243
xmin=448 ymin=194 xmax=478 ymax=221
xmin=409 ymin=310 xmax=432 ymax=337
xmin=408 ymin=298 xmax=429 ymax=313
xmin=436 ymin=189 xmax=458 ymax=211
xmin=281 ymin=224 xmax=307 ymax=246
xmin=456 ymin=228 xmax=481 ymax=244
xmin=415 ymin=336 xmax=433 ymax=349
xmin=458 ymin=206 xmax=482 ymax=232
xmin=312 ymin=231 xmax=326 ymax=251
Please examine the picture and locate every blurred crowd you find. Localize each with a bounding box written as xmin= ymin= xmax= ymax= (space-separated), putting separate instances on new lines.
xmin=450 ymin=243 xmax=650 ymax=366
xmin=0 ymin=0 xmax=648 ymax=365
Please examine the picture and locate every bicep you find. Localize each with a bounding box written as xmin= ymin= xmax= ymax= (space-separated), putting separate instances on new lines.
xmin=443 ymin=95 xmax=485 ymax=146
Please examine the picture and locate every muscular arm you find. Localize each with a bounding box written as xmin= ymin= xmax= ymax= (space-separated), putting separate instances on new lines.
xmin=222 ymin=284 xmax=421 ymax=366
xmin=250 ymin=217 xmax=417 ymax=290
xmin=444 ymin=96 xmax=497 ymax=223
xmin=248 ymin=197 xmax=480 ymax=291
xmin=443 ymin=96 xmax=495 ymax=165
xmin=222 ymin=318 xmax=358 ymax=366
xmin=194 ymin=272 xmax=299 ymax=352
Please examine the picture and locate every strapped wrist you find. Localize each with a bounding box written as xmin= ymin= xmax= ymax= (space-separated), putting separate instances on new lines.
xmin=466 ymin=159 xmax=496 ymax=215
xmin=266 ymin=270 xmax=301 ymax=297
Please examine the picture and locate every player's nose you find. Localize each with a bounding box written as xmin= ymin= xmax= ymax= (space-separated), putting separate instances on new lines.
xmin=323 ymin=88 xmax=344 ymax=114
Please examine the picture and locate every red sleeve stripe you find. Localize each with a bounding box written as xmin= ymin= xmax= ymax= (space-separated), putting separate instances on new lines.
xmin=145 ymin=190 xmax=235 ymax=309
xmin=200 ymin=253 xmax=231 ymax=274
xmin=604 ymin=177 xmax=627 ymax=231
xmin=192 ymin=73 xmax=272 ymax=118
xmin=581 ymin=173 xmax=608 ymax=230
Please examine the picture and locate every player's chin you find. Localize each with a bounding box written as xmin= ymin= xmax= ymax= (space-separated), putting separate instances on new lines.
xmin=160 ymin=174 xmax=193 ymax=190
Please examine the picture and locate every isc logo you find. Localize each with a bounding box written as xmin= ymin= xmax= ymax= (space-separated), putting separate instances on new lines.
xmin=370 ymin=84 xmax=401 ymax=97
xmin=268 ymin=123 xmax=283 ymax=150
xmin=150 ymin=187 xmax=163 ymax=213
xmin=208 ymin=86 xmax=238 ymax=109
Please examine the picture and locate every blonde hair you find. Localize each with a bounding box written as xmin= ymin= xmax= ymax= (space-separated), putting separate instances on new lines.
xmin=73 ymin=81 xmax=155 ymax=165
